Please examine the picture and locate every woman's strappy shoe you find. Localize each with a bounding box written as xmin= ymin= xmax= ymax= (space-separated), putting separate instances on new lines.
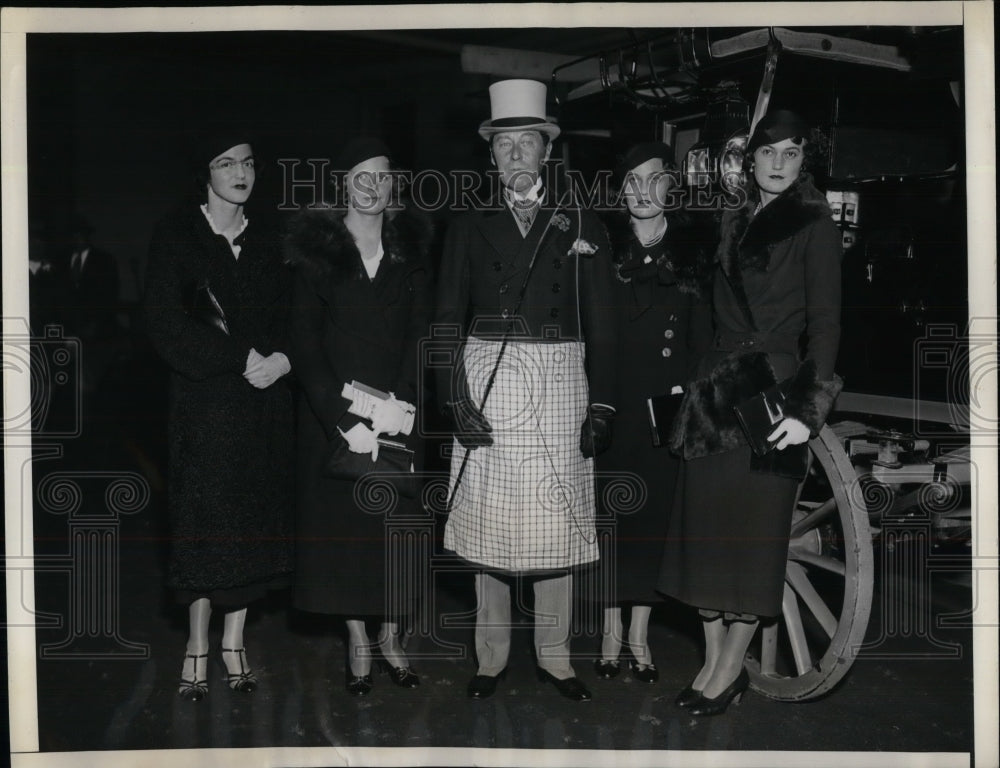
xmin=346 ymin=670 xmax=374 ymax=696
xmin=178 ymin=652 xmax=208 ymax=701
xmin=629 ymin=659 xmax=659 ymax=684
xmin=378 ymin=660 xmax=420 ymax=688
xmin=221 ymin=647 xmax=258 ymax=693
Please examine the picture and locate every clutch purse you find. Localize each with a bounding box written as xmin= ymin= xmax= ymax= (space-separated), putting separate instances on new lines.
xmin=733 ymin=381 xmax=809 ymax=479
xmin=646 ymin=392 xmax=684 ymax=448
xmin=324 ymin=436 xmax=419 ymax=499
xmin=733 ymin=382 xmax=788 ymax=457
xmin=186 ymin=279 xmax=229 ymax=335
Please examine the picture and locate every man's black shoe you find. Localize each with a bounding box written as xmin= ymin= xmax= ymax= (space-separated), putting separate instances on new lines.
xmin=467 ymin=670 xmax=505 ymax=699
xmin=536 ymin=668 xmax=592 ymax=701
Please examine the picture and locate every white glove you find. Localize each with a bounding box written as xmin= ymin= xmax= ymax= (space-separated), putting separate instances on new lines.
xmin=370 ymin=395 xmax=414 ymax=437
xmin=338 ymin=423 xmax=379 ymax=461
xmin=767 ymin=417 xmax=810 ymax=450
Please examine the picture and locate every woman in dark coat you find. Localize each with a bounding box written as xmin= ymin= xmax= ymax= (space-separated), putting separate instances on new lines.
xmin=145 ymin=130 xmax=294 ymax=701
xmin=659 ymin=110 xmax=843 ymax=715
xmin=593 ymin=142 xmax=713 ymax=683
xmin=285 ymin=138 xmax=433 ymax=696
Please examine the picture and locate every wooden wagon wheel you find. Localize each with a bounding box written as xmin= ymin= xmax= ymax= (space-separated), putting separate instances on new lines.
xmin=745 ymin=424 xmax=874 ymax=701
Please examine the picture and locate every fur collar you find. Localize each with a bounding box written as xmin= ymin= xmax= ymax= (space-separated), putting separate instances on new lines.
xmin=284 ymin=205 xmax=432 ymax=279
xmin=607 ymin=213 xmax=716 ymax=296
xmin=719 ymin=173 xmax=831 ymax=274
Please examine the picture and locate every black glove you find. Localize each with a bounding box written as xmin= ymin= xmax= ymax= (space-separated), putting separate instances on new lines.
xmin=580 ymin=404 xmax=615 ymax=458
xmin=447 ymin=398 xmax=493 ymax=450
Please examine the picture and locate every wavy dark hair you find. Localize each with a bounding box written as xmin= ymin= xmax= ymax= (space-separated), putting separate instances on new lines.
xmin=742 ymin=127 xmax=830 ymax=179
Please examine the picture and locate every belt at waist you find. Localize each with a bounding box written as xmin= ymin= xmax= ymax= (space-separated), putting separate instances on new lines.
xmin=713 ymin=331 xmax=800 ymax=355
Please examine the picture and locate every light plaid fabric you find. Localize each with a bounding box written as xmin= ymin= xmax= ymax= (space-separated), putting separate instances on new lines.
xmin=444 ymin=337 xmax=599 ymax=571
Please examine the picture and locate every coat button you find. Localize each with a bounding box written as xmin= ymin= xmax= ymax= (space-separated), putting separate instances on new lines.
xmin=499 ymin=283 xmax=509 ymax=295
xmin=661 ymin=347 xmax=672 ymax=357
xmin=669 ymin=313 xmax=678 ymax=322
xmin=501 ymin=308 xmax=509 ymax=319
xmin=493 ymin=261 xmax=502 ymax=272
xmin=551 ymin=282 xmax=561 ymax=293
xmin=664 ymin=329 xmax=675 ymax=339
xmin=553 ymin=257 xmax=562 ymax=270
xmin=550 ymin=308 xmax=559 ymax=318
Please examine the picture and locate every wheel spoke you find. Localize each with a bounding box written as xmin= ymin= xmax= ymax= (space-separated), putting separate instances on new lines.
xmin=788 ymin=549 xmax=846 ymax=576
xmin=786 ymin=561 xmax=838 ymax=638
xmin=790 ymin=497 xmax=838 ymax=538
xmin=760 ymin=622 xmax=778 ymax=676
xmin=781 ymin=583 xmax=812 ymax=675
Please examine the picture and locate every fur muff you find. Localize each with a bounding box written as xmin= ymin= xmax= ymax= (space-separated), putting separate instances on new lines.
xmin=669 ymin=351 xmax=777 ymax=458
xmin=670 ymin=354 xmax=844 ymax=459
xmin=782 ymin=359 xmax=844 ymax=436
xmin=719 ymin=173 xmax=833 ymax=275
xmin=283 ymin=204 xmax=433 ymax=279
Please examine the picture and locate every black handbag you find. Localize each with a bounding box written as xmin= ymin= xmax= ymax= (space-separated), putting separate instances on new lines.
xmin=733 ymin=381 xmax=809 ymax=480
xmin=722 ymin=267 xmax=808 ymax=480
xmin=186 ymin=279 xmax=229 ymax=335
xmin=324 ymin=436 xmax=419 ymax=499
xmin=646 ymin=392 xmax=684 ymax=447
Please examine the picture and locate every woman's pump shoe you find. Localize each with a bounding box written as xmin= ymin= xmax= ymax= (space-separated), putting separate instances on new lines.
xmin=688 ymin=668 xmax=749 ymax=716
xmin=178 ymin=653 xmax=208 ymax=701
xmin=675 ymin=683 xmax=703 ymax=708
xmin=593 ymin=659 xmax=621 ymax=679
xmin=221 ymin=647 xmax=258 ymax=693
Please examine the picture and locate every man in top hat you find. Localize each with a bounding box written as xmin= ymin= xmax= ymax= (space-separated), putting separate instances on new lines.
xmin=435 ymin=79 xmax=618 ymax=701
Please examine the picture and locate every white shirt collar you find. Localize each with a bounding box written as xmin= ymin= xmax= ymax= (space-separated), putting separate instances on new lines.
xmin=503 ymin=177 xmax=545 ymax=208
xmin=200 ymin=204 xmax=248 ymax=258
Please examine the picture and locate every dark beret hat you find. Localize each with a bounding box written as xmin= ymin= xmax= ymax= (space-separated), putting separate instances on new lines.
xmin=187 ymin=122 xmax=255 ymax=170
xmin=334 ymin=137 xmax=392 ymax=173
xmin=747 ymin=109 xmax=809 ymax=154
xmin=615 ymin=141 xmax=674 ymax=185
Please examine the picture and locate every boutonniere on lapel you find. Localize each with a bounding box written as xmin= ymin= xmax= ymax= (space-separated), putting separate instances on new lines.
xmin=569 ymin=238 xmax=599 ymax=258
xmin=549 ymin=213 xmax=571 ymax=232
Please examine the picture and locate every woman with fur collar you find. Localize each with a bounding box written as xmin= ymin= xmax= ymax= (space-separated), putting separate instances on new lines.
xmin=592 ymin=142 xmax=714 ymax=685
xmin=658 ymin=111 xmax=843 ymax=715
xmin=284 ymin=138 xmax=433 ymax=696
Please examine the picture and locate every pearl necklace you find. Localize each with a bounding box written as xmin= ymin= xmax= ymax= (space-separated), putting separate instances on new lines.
xmin=633 ymin=217 xmax=667 ymax=248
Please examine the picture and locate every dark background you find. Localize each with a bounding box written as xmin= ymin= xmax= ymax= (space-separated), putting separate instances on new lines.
xmin=26 ymin=28 xmax=967 ymax=399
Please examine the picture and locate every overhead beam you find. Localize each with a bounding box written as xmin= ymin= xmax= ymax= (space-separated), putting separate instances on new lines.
xmin=461 ymin=44 xmax=599 ymax=81
xmin=711 ymin=27 xmax=912 ymax=71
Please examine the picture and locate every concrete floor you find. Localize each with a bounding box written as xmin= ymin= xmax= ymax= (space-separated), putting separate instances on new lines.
xmin=19 ymin=346 xmax=977 ymax=761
